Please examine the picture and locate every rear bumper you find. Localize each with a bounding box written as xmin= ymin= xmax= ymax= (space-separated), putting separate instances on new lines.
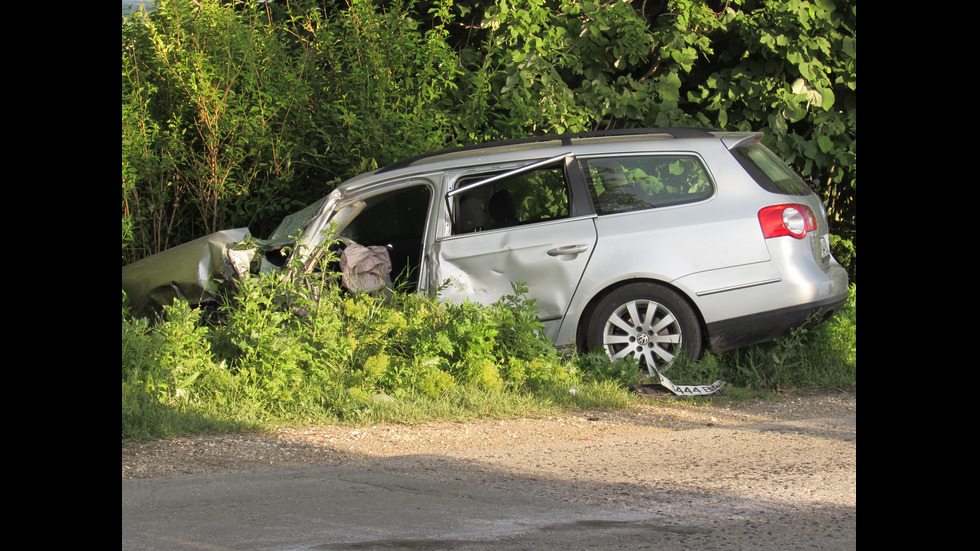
xmin=704 ymin=291 xmax=849 ymax=353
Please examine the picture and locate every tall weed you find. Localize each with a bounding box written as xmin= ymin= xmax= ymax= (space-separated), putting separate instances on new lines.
xmin=122 ymin=298 xmax=263 ymax=438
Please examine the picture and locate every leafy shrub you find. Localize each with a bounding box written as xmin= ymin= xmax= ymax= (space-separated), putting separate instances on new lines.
xmin=122 ymin=234 xmax=855 ymax=440
xmin=124 ymin=0 xmax=856 ymax=283
xmin=122 ymin=245 xmax=590 ymax=438
xmin=122 ymin=297 xmax=266 ymax=438
xmin=122 ymin=300 xmax=217 ymax=407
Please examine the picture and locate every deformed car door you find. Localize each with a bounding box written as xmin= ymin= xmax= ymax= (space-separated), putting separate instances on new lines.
xmin=432 ymin=156 xmax=597 ymax=340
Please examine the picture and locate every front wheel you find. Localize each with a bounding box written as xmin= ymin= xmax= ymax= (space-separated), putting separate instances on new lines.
xmin=586 ymin=283 xmax=702 ymax=377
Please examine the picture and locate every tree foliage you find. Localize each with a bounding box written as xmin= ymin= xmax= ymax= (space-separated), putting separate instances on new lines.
xmin=123 ymin=0 xmax=855 ymax=278
xmin=123 ymin=0 xmax=309 ymax=258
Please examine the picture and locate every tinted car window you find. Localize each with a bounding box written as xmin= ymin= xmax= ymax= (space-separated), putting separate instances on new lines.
xmin=731 ymin=143 xmax=811 ymax=195
xmin=582 ymin=155 xmax=713 ymax=215
xmin=453 ymin=164 xmax=569 ymax=234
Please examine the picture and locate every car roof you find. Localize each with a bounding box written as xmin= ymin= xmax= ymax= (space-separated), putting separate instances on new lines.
xmin=338 ymin=127 xmax=761 ymax=194
xmin=375 ymin=127 xmax=723 ymax=175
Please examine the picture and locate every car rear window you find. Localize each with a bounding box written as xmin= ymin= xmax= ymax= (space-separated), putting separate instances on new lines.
xmin=731 ymin=143 xmax=811 ymax=195
xmin=582 ymin=155 xmax=713 ymax=215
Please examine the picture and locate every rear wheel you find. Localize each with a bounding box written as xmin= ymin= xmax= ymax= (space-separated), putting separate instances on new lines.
xmin=586 ymin=283 xmax=702 ymax=377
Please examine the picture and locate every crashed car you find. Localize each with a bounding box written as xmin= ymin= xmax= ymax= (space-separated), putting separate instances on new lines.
xmin=122 ymin=128 xmax=850 ymax=377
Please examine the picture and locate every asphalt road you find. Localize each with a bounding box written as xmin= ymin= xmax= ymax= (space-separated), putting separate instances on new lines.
xmin=122 ymin=398 xmax=856 ymax=550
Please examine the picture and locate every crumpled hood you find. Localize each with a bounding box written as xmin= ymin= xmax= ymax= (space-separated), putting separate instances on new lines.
xmin=121 ymin=228 xmax=254 ymax=318
xmin=121 ymin=189 xmax=346 ymax=319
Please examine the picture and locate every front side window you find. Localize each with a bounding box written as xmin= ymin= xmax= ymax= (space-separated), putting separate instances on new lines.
xmin=339 ymin=185 xmax=430 ymax=245
xmin=582 ymin=155 xmax=714 ymax=215
xmin=452 ymin=162 xmax=570 ymax=234
xmin=336 ymin=184 xmax=431 ymax=287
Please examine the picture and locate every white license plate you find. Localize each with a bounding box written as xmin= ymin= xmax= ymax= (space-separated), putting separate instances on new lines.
xmin=818 ymin=234 xmax=831 ymax=258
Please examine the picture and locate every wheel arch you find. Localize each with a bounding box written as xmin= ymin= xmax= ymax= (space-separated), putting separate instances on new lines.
xmin=574 ymin=277 xmax=709 ymax=355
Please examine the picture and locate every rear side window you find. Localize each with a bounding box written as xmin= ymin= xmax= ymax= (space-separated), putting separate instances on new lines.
xmin=582 ymin=155 xmax=713 ymax=215
xmin=731 ymin=143 xmax=811 ymax=195
xmin=452 ymin=163 xmax=570 ymax=234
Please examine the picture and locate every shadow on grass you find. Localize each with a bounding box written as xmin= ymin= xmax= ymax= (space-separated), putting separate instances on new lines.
xmin=122 ymin=390 xmax=267 ymax=443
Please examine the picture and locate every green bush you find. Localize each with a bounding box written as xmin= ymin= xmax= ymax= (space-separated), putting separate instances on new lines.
xmin=124 ymin=0 xmax=856 ymax=283
xmin=720 ymin=285 xmax=856 ymax=391
xmin=121 ymin=249 xmax=592 ymax=438
xmin=122 ymin=280 xmax=856 ymax=440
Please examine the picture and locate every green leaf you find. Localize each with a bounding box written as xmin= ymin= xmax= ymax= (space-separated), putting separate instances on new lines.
xmin=819 ymin=87 xmax=836 ymax=110
xmin=814 ymin=0 xmax=837 ymax=11
xmin=817 ymin=134 xmax=834 ymax=153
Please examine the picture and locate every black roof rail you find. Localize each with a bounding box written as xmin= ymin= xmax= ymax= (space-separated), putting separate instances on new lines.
xmin=376 ymin=127 xmax=719 ymax=174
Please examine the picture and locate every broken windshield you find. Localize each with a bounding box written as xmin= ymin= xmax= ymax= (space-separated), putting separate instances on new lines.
xmin=266 ymin=196 xmax=327 ymax=243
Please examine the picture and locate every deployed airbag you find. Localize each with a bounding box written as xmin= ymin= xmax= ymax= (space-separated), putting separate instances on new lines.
xmin=340 ymin=244 xmax=393 ymax=294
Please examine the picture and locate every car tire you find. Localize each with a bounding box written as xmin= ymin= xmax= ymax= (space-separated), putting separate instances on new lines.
xmin=586 ymin=283 xmax=702 ymax=377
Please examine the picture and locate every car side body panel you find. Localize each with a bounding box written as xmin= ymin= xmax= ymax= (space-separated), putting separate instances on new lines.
xmin=433 ymin=217 xmax=598 ymax=340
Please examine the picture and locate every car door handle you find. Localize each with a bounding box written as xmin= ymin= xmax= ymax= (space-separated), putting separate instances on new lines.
xmin=547 ymin=244 xmax=589 ymax=257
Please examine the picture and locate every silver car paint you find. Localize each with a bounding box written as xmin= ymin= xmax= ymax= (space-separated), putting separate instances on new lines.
xmin=311 ymin=132 xmax=848 ymax=352
xmin=121 ymin=228 xmax=253 ymax=317
xmin=123 ymin=129 xmax=849 ymax=356
xmin=434 ymin=215 xmax=598 ymax=339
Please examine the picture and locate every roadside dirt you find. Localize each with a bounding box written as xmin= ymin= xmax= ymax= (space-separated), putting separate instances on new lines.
xmin=121 ymin=389 xmax=856 ymax=481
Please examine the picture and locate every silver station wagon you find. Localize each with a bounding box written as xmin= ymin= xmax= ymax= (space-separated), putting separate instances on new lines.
xmin=123 ymin=128 xmax=850 ymax=376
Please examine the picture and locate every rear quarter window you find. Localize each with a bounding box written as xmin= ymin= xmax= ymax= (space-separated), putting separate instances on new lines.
xmin=582 ymin=155 xmax=714 ymax=215
xmin=731 ymin=143 xmax=812 ymax=195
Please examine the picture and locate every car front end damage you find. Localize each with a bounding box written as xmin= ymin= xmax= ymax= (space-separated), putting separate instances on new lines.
xmin=121 ymin=228 xmax=256 ymax=319
xmin=121 ymin=189 xmax=381 ymax=319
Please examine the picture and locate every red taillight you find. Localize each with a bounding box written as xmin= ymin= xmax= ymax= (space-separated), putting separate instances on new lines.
xmin=758 ymin=204 xmax=817 ymax=239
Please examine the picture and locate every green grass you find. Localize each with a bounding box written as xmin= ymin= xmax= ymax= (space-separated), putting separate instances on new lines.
xmin=715 ymin=284 xmax=856 ymax=392
xmin=122 ymin=259 xmax=855 ymax=442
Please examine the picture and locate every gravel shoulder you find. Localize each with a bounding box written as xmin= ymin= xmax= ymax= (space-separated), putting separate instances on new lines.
xmin=122 ymin=390 xmax=856 ymax=481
